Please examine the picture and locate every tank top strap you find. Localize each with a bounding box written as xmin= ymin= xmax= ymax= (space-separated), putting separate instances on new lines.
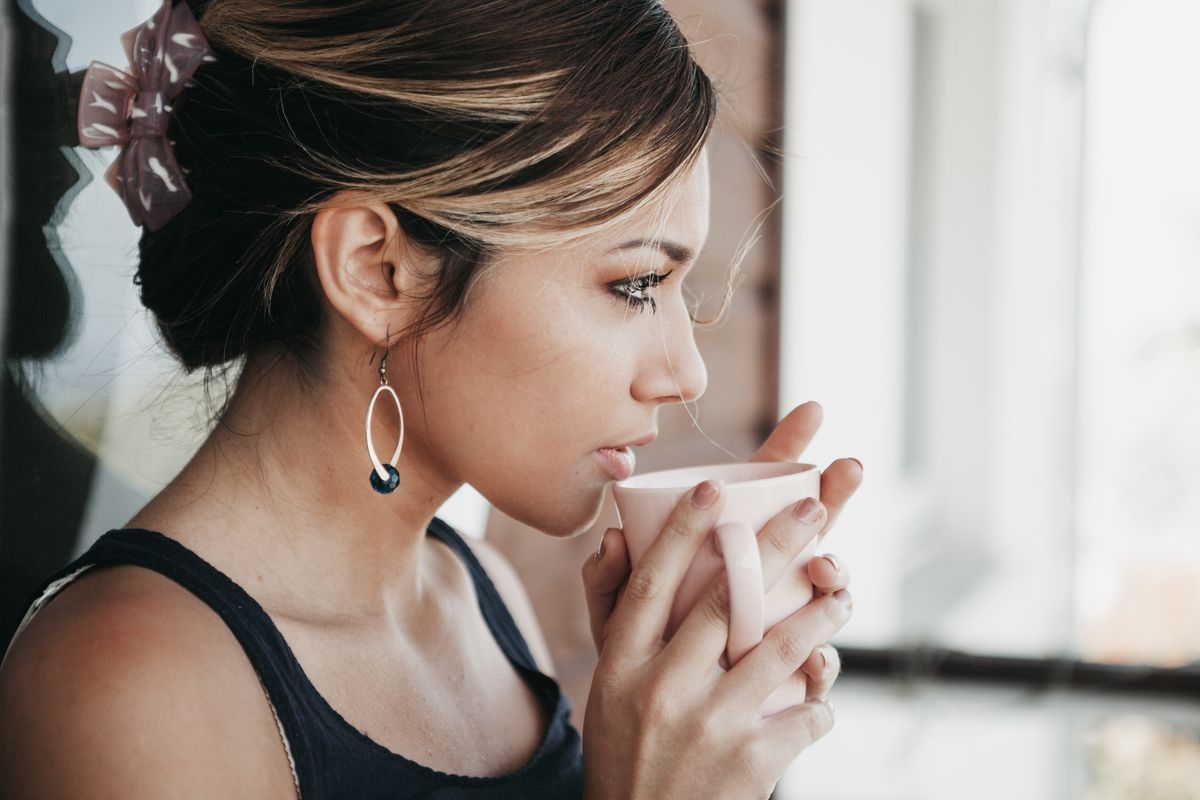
xmin=424 ymin=517 xmax=543 ymax=675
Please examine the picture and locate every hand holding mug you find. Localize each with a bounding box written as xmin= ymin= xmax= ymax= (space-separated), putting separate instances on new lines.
xmin=580 ymin=471 xmax=854 ymax=799
xmin=582 ymin=401 xmax=860 ymax=701
xmin=579 ymin=403 xmax=861 ymax=799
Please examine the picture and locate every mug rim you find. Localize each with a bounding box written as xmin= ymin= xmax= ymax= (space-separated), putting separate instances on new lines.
xmin=612 ymin=460 xmax=818 ymax=493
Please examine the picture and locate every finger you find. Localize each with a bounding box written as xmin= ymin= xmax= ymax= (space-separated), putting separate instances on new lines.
xmin=749 ymin=401 xmax=823 ymax=463
xmin=800 ymin=643 xmax=841 ymax=701
xmin=602 ymin=479 xmax=727 ymax=666
xmin=756 ymin=699 xmax=835 ymax=775
xmin=815 ymin=457 xmax=864 ymax=542
xmin=807 ymin=552 xmax=850 ymax=596
xmin=660 ymin=496 xmax=828 ymax=678
xmin=581 ymin=528 xmax=631 ymax=655
xmin=716 ymin=588 xmax=852 ymax=714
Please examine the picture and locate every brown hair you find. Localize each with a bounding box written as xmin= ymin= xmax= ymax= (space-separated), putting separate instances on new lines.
xmin=139 ymin=0 xmax=725 ymax=414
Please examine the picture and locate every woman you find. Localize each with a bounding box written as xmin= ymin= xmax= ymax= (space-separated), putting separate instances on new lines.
xmin=0 ymin=0 xmax=859 ymax=797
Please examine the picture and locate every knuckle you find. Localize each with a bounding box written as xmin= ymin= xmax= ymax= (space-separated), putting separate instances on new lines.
xmin=818 ymin=701 xmax=837 ymax=733
xmin=700 ymin=578 xmax=733 ymax=631
xmin=822 ymin=593 xmax=852 ymax=626
xmin=696 ymin=703 xmax=728 ymax=744
xmin=733 ymin=740 xmax=772 ymax=788
xmin=799 ymin=702 xmax=834 ymax=743
xmin=624 ymin=567 xmax=661 ymax=604
xmin=663 ymin=510 xmax=697 ymax=543
xmin=760 ymin=518 xmax=792 ymax=559
xmin=773 ymin=625 xmax=812 ymax=668
xmin=696 ymin=705 xmax=738 ymax=757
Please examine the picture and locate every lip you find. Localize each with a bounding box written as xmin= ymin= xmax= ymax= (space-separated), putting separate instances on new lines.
xmin=602 ymin=431 xmax=658 ymax=449
xmin=595 ymin=446 xmax=636 ymax=480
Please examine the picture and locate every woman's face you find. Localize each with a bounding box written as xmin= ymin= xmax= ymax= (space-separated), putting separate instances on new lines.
xmin=412 ymin=153 xmax=711 ymax=537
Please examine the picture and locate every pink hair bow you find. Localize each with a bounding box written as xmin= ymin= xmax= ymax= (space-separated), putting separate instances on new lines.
xmin=76 ymin=0 xmax=215 ymax=231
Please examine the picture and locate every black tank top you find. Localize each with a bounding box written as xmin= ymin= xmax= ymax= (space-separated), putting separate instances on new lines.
xmin=10 ymin=518 xmax=584 ymax=798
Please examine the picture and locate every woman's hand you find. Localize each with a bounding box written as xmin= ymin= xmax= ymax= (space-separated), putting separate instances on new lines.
xmin=582 ymin=400 xmax=862 ymax=668
xmin=580 ymin=479 xmax=853 ymax=799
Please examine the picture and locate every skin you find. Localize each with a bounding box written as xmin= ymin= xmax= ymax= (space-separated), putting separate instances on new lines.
xmin=0 ymin=145 xmax=861 ymax=795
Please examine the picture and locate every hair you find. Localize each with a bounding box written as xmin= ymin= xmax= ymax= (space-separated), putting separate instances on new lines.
xmin=138 ymin=0 xmax=730 ymax=421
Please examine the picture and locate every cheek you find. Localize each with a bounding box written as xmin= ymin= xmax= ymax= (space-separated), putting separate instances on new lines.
xmin=464 ymin=283 xmax=622 ymax=402
xmin=430 ymin=274 xmax=636 ymax=455
xmin=428 ymin=298 xmax=633 ymax=535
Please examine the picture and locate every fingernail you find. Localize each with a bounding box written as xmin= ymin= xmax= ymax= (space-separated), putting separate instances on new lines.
xmin=817 ymin=646 xmax=828 ymax=669
xmin=820 ymin=554 xmax=840 ymax=573
xmin=692 ymin=480 xmax=720 ymax=509
xmin=595 ymin=530 xmax=608 ymax=562
xmin=849 ymin=457 xmax=864 ymax=473
xmin=793 ymin=497 xmax=823 ymax=523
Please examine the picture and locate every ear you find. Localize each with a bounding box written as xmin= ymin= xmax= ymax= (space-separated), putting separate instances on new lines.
xmin=310 ymin=191 xmax=427 ymax=346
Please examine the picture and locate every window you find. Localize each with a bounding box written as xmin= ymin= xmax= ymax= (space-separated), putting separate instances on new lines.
xmin=777 ymin=0 xmax=1200 ymax=796
xmin=1074 ymin=0 xmax=1200 ymax=667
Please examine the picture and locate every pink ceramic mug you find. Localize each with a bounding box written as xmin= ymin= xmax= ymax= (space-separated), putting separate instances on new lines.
xmin=611 ymin=461 xmax=822 ymax=718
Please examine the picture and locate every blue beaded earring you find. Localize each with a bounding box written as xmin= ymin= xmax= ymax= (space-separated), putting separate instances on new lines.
xmin=365 ymin=351 xmax=403 ymax=494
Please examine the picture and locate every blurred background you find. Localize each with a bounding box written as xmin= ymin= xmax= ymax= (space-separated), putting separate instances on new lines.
xmin=2 ymin=0 xmax=1197 ymax=798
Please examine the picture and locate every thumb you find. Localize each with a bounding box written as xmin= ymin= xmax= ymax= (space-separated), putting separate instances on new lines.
xmin=581 ymin=527 xmax=630 ymax=654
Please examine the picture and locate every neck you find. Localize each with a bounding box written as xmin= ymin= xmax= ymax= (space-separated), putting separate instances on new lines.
xmin=126 ymin=347 xmax=460 ymax=632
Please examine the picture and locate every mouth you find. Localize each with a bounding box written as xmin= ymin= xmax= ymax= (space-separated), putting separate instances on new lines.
xmin=595 ymin=446 xmax=636 ymax=480
xmin=605 ymin=431 xmax=658 ymax=449
xmin=594 ymin=430 xmax=656 ymax=481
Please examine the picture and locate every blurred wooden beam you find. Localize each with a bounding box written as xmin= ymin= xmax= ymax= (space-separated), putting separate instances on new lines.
xmin=841 ymin=646 xmax=1200 ymax=699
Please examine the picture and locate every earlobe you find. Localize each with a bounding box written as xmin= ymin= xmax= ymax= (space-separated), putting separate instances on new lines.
xmin=310 ymin=194 xmax=416 ymax=345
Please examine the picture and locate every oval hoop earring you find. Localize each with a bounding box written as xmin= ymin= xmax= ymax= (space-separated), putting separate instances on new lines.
xmin=365 ymin=351 xmax=404 ymax=494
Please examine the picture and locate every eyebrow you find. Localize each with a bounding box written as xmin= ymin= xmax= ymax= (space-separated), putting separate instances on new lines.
xmin=608 ymin=238 xmax=696 ymax=265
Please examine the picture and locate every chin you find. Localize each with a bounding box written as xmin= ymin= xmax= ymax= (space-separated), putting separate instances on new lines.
xmin=497 ymin=480 xmax=608 ymax=539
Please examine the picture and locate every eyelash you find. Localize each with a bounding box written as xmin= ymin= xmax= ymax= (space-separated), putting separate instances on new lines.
xmin=610 ymin=270 xmax=675 ymax=315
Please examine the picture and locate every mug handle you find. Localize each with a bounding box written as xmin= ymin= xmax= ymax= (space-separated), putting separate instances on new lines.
xmin=713 ymin=521 xmax=764 ymax=668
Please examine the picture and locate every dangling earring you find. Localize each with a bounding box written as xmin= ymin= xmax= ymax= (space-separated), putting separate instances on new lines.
xmin=365 ymin=350 xmax=403 ymax=494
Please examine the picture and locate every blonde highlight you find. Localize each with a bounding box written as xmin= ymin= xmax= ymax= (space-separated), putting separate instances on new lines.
xmin=135 ymin=0 xmax=723 ymax=413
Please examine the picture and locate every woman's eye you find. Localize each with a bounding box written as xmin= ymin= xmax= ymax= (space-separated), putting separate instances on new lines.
xmin=609 ymin=269 xmax=674 ymax=315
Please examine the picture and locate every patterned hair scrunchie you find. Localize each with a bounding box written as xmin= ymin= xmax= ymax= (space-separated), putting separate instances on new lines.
xmin=76 ymin=0 xmax=215 ymax=231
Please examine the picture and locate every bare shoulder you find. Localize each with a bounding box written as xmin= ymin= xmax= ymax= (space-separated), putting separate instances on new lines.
xmin=455 ymin=532 xmax=558 ymax=679
xmin=0 ymin=564 xmax=298 ymax=799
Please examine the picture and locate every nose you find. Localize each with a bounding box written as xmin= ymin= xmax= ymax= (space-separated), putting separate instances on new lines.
xmin=631 ymin=300 xmax=708 ymax=405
